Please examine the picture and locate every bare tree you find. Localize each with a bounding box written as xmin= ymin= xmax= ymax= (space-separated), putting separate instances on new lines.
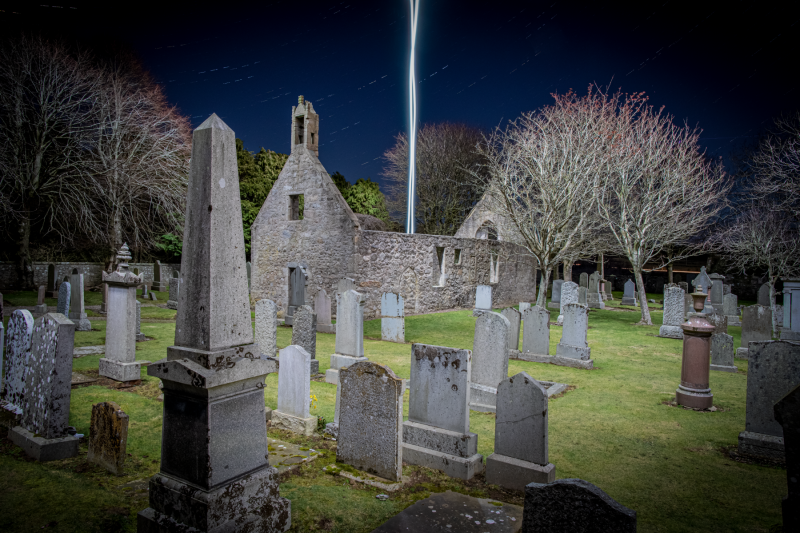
xmin=383 ymin=122 xmax=485 ymax=235
xmin=0 ymin=34 xmax=102 ymax=287
xmin=595 ymin=88 xmax=729 ymax=324
xmin=749 ymin=112 xmax=800 ymax=217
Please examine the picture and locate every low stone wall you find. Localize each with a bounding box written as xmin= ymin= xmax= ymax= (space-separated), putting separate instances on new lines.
xmin=0 ymin=262 xmax=180 ymax=290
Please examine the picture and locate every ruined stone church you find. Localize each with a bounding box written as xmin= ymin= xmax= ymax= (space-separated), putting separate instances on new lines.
xmin=250 ymin=96 xmax=537 ymax=319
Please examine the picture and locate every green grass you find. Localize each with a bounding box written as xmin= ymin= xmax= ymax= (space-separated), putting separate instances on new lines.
xmin=0 ymin=301 xmax=785 ymax=533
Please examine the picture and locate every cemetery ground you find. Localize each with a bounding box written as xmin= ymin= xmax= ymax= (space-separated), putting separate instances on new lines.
xmin=0 ymin=291 xmax=784 ymax=533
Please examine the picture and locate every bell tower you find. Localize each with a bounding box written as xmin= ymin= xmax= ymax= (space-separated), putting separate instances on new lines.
xmin=291 ymin=95 xmax=319 ymax=157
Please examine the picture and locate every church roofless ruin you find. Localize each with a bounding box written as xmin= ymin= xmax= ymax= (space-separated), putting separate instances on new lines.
xmin=251 ymin=96 xmax=536 ymax=319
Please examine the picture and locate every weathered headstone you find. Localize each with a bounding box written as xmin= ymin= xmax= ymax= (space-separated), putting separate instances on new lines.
xmin=285 ymin=262 xmax=306 ymax=326
xmin=139 ymin=114 xmax=289 ymax=531
xmin=710 ymin=333 xmax=736 ymax=373
xmin=659 ymin=286 xmax=685 ymax=339
xmin=68 ymin=269 xmax=91 ymax=331
xmin=166 ymin=276 xmax=181 ymax=310
xmin=337 ymin=277 xmax=356 ymax=295
xmin=738 ymin=340 xmax=800 ymax=459
xmin=337 ymin=361 xmax=404 ymax=482
xmin=587 ymin=272 xmax=605 ymax=309
xmin=486 ymin=372 xmax=555 ymax=490
xmin=783 ymin=279 xmax=800 ymax=341
xmin=737 ymin=305 xmax=772 ymax=359
xmin=402 ymin=344 xmax=484 ymax=480
xmin=679 ymin=281 xmax=689 ymax=294
xmin=604 ymin=278 xmax=614 ymax=300
xmin=519 ymin=302 xmax=531 ymax=315
xmin=141 ymin=283 xmax=149 ymax=299
xmin=724 ymin=293 xmax=741 ymax=326
xmin=621 ymin=279 xmax=637 ymax=306
xmin=273 ymin=345 xmax=315 ymax=436
xmin=325 ymin=289 xmax=367 ymax=384
xmin=46 ymin=264 xmax=56 ymax=297
xmin=57 ymin=281 xmax=71 ymax=316
xmin=255 ymin=299 xmax=278 ymax=359
xmin=87 ymin=401 xmax=129 ymax=475
xmin=475 ymin=284 xmax=492 ymax=310
xmin=291 ymin=305 xmax=318 ymax=374
xmin=521 ymin=306 xmax=550 ymax=358
xmin=9 ymin=313 xmax=79 ymax=461
xmin=522 ymin=479 xmax=637 ymax=532
xmin=148 ymin=291 xmax=157 ymax=301
xmin=707 ymin=312 xmax=728 ymax=336
xmin=556 ymin=304 xmax=592 ymax=362
xmin=548 ymin=280 xmax=563 ymax=309
xmin=709 ymin=273 xmax=725 ymax=314
xmin=152 ymin=260 xmax=165 ymax=292
xmin=315 ymin=289 xmax=335 ymax=333
xmin=99 ymin=244 xmax=143 ymax=382
xmin=774 ymin=383 xmax=800 ymax=531
xmin=578 ymin=286 xmax=587 ymax=305
xmin=470 ymin=311 xmax=510 ymax=413
xmin=1 ymin=310 xmax=35 ymax=415
xmin=381 ymin=292 xmax=405 ymax=343
xmin=501 ymin=307 xmax=521 ymax=351
xmin=558 ymin=282 xmax=579 ymax=325
xmin=758 ymin=282 xmax=770 ymax=307
xmin=579 ymin=272 xmax=588 ymax=288
xmin=136 ymin=301 xmax=145 ymax=342
xmin=34 ymin=285 xmax=47 ymax=315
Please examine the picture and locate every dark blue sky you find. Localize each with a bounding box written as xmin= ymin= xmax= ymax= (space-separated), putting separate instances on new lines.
xmin=4 ymin=0 xmax=799 ymax=188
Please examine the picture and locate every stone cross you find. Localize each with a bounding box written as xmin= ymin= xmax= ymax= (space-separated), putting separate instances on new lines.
xmin=291 ymin=305 xmax=318 ymax=374
xmin=579 ymin=272 xmax=588 ymax=288
xmin=549 ymin=280 xmax=563 ymax=309
xmin=724 ymin=293 xmax=740 ymax=326
xmin=556 ymin=303 xmax=591 ymax=361
xmin=381 ymin=292 xmax=405 ymax=343
xmin=140 ymin=114 xmax=289 ymax=531
xmin=337 ymin=361 xmax=404 ymax=482
xmin=470 ymin=311 xmax=510 ymax=413
xmin=501 ymin=307 xmax=521 ymax=351
xmin=659 ymin=286 xmax=685 ymax=339
xmin=475 ymin=284 xmax=492 ymax=310
xmin=558 ymin=281 xmax=579 ymax=325
xmin=621 ymin=279 xmax=637 ymax=306
xmin=87 ymin=401 xmax=129 ymax=475
xmin=273 ymin=345 xmax=315 ymax=436
xmin=737 ymin=305 xmax=772 ymax=359
xmin=486 ymin=372 xmax=555 ymax=490
xmin=57 ymin=282 xmax=71 ymax=316
xmin=587 ymin=272 xmax=605 ymax=309
xmin=522 ymin=305 xmax=550 ymax=356
xmin=255 ymin=299 xmax=278 ymax=358
xmin=403 ymin=344 xmax=484 ymax=480
xmin=710 ymin=333 xmax=736 ymax=373
xmin=68 ymin=269 xmax=91 ymax=331
xmin=1 ymin=310 xmax=35 ymax=415
xmin=314 ymin=289 xmax=334 ymax=333
xmin=774 ymin=383 xmax=800 ymax=531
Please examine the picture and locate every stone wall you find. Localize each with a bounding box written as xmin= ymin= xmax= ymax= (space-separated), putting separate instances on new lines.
xmin=0 ymin=262 xmax=180 ymax=290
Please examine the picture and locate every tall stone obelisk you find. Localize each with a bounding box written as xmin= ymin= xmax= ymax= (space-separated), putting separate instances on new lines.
xmin=138 ymin=114 xmax=290 ymax=532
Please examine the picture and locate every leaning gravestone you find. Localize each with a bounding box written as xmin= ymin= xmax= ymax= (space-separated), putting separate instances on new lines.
xmin=738 ymin=340 xmax=800 ymax=459
xmin=549 ymin=280 xmax=563 ymax=309
xmin=724 ymin=293 xmax=740 ymax=326
xmin=1 ymin=310 xmax=35 ymax=415
xmin=710 ymin=333 xmax=736 ymax=373
xmin=315 ymin=289 xmax=335 ymax=333
xmin=68 ymin=269 xmax=91 ymax=331
xmin=34 ymin=285 xmax=47 ymax=315
xmin=659 ymin=286 xmax=685 ymax=339
xmin=774 ymin=383 xmax=800 ymax=532
xmin=87 ymin=401 xmax=129 ymax=475
xmin=523 ymin=479 xmax=637 ymax=532
xmin=470 ymin=311 xmax=510 ymax=413
xmin=737 ymin=305 xmax=772 ymax=359
xmin=10 ymin=313 xmax=79 ymax=461
xmin=381 ymin=292 xmax=405 ymax=343
xmin=57 ymin=281 xmax=71 ymax=316
xmin=579 ymin=272 xmax=588 ymax=288
xmin=272 ymin=345 xmax=315 ymax=436
xmin=621 ymin=279 xmax=637 ymax=306
xmin=325 ymin=289 xmax=367 ymax=384
xmin=402 ymin=344 xmax=484 ymax=480
xmin=556 ymin=303 xmax=592 ymax=362
xmin=558 ymin=282 xmax=579 ymax=325
xmin=291 ymin=305 xmax=318 ymax=374
xmin=486 ymin=372 xmax=555 ymax=490
xmin=475 ymin=284 xmax=492 ymax=310
xmin=520 ymin=306 xmax=550 ymax=359
xmin=337 ymin=361 xmax=404 ymax=482
xmin=255 ymin=299 xmax=278 ymax=358
xmin=501 ymin=307 xmax=521 ymax=351
xmin=587 ymin=272 xmax=605 ymax=309
xmin=758 ymin=282 xmax=770 ymax=307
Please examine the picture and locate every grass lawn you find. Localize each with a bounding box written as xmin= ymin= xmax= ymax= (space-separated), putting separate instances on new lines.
xmin=0 ymin=296 xmax=786 ymax=533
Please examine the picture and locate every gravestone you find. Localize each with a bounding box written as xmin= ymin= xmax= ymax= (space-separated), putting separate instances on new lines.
xmin=100 ymin=244 xmax=143 ymax=382
xmin=709 ymin=273 xmax=725 ymax=314
xmin=684 ymin=292 xmax=694 ymax=320
xmin=621 ymin=279 xmax=637 ymax=306
xmin=707 ymin=312 xmax=728 ymax=336
xmin=9 ymin=313 xmax=79 ymax=461
xmin=486 ymin=372 xmax=555 ymax=490
xmin=381 ymin=292 xmax=405 ymax=343
xmin=679 ymin=281 xmax=689 ymax=294
xmin=87 ymin=401 xmax=129 ymax=475
xmin=783 ymin=279 xmax=800 ymax=341
xmin=139 ymin=114 xmax=289 ymax=532
xmin=68 ymin=270 xmax=91 ymax=331
xmin=1 ymin=310 xmax=35 ymax=415
xmin=100 ymin=282 xmax=108 ymax=315
xmin=470 ymin=311 xmax=510 ymax=413
xmin=558 ymin=282 xmax=579 ymax=325
xmin=273 ymin=345 xmax=315 ymax=436
xmin=246 ymin=261 xmax=251 ymax=293
xmin=724 ymin=293 xmax=740 ymax=326
xmin=166 ymin=276 xmax=181 ymax=310
xmin=46 ymin=264 xmax=56 ymax=297
xmin=523 ymin=479 xmax=637 ymax=532
xmin=724 ymin=283 xmax=732 ymax=295
xmin=521 ymin=306 xmax=550 ymax=358
xmin=548 ymin=280 xmax=563 ymax=309
xmin=325 ymin=289 xmax=367 ymax=384
xmin=556 ymin=304 xmax=592 ymax=361
xmin=587 ymin=272 xmax=605 ymax=309
xmin=579 ymin=272 xmax=588 ymax=288
xmin=475 ymin=284 xmax=492 ymax=310
xmin=34 ymin=285 xmax=47 ymax=315
xmin=774 ymin=383 xmax=800 ymax=532
xmin=519 ymin=302 xmax=531 ymax=315
xmin=291 ymin=305 xmax=318 ymax=374
xmin=691 ymin=267 xmax=714 ymax=314
xmin=659 ymin=286 xmax=685 ymax=339
xmin=402 ymin=344 xmax=484 ymax=480
xmin=501 ymin=307 xmax=521 ymax=352
xmin=285 ymin=262 xmax=306 ymax=326
xmin=136 ymin=301 xmax=145 ymax=341
xmin=152 ymin=260 xmax=166 ymax=292
xmin=758 ymin=282 xmax=770 ymax=307
xmin=604 ymin=278 xmax=614 ymax=300
xmin=255 ymin=299 xmax=278 ymax=358
xmin=315 ymin=289 xmax=335 ymax=334
xmin=738 ymin=340 xmax=800 ymax=459
xmin=710 ymin=333 xmax=736 ymax=373
xmin=141 ymin=283 xmax=149 ymax=299
xmin=337 ymin=277 xmax=356 ymax=295
xmin=578 ymin=286 xmax=587 ymax=305
xmin=57 ymin=281 xmax=71 ymax=316
xmin=737 ymin=305 xmax=772 ymax=359
xmin=337 ymin=361 xmax=404 ymax=482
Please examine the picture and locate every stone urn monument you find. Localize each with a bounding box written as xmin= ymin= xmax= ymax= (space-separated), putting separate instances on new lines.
xmin=676 ymin=290 xmax=715 ymax=409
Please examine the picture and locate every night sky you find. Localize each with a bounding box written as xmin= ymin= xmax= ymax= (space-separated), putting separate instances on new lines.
xmin=3 ymin=1 xmax=799 ymax=188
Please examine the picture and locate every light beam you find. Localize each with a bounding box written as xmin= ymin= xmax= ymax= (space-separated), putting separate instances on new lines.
xmin=406 ymin=0 xmax=420 ymax=234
